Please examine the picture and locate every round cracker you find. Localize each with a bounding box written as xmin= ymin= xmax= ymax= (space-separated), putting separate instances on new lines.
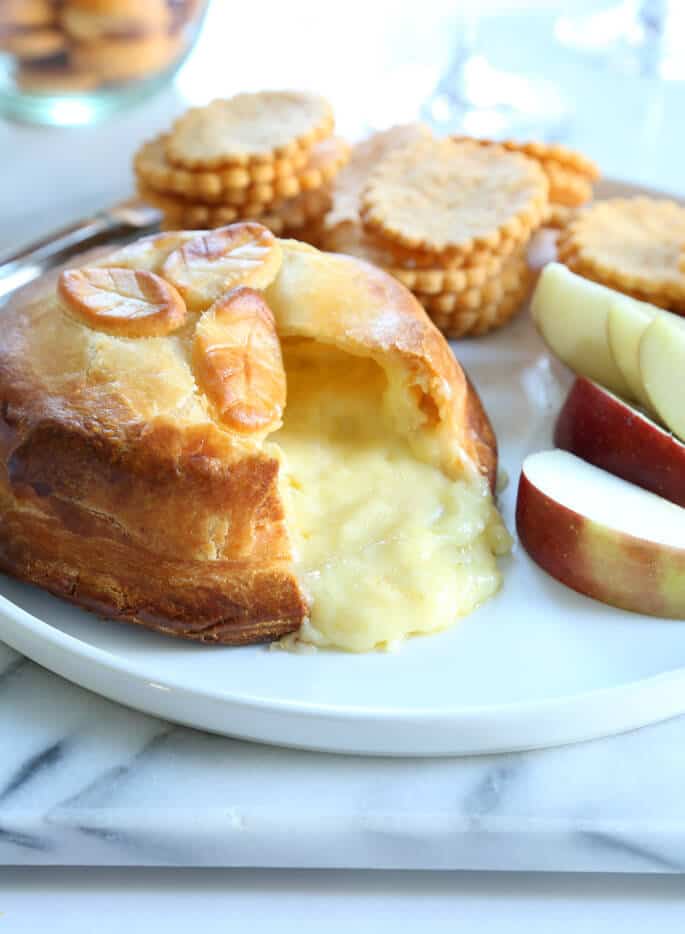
xmin=542 ymin=161 xmax=593 ymax=207
xmin=560 ymin=251 xmax=685 ymax=315
xmin=544 ymin=203 xmax=579 ymax=230
xmin=322 ymin=216 xmax=519 ymax=271
xmin=557 ymin=197 xmax=685 ymax=304
xmin=139 ymin=182 xmax=331 ymax=235
xmin=320 ymin=219 xmax=513 ymax=292
xmin=17 ymin=62 xmax=101 ymax=93
xmin=1 ymin=27 xmax=66 ymax=59
xmin=165 ymin=91 xmax=334 ymax=170
xmin=61 ymin=0 xmax=170 ymax=39
xmin=0 ymin=0 xmax=55 ymax=28
xmin=418 ymin=269 xmax=533 ymax=338
xmin=323 ymin=123 xmax=430 ymax=232
xmin=73 ymin=32 xmax=181 ymax=82
xmin=360 ymin=138 xmax=548 ymax=259
xmin=134 ymin=135 xmax=308 ymax=198
xmin=135 ymin=135 xmax=347 ymax=206
xmin=453 ymin=136 xmax=599 ymax=181
xmin=413 ymin=253 xmax=530 ymax=312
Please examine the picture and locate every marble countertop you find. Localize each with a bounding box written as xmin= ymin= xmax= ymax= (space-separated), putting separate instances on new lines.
xmin=3 ymin=2 xmax=685 ymax=875
xmin=2 ymin=637 xmax=685 ymax=871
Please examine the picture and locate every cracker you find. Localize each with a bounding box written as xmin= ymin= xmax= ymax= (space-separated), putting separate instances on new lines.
xmin=137 ymin=183 xmax=241 ymax=228
xmin=321 ymin=219 xmax=512 ymax=292
xmin=360 ymin=137 xmax=548 ymax=259
xmin=134 ymin=136 xmax=307 ymax=200
xmin=422 ymin=281 xmax=530 ymax=338
xmin=256 ymin=186 xmax=332 ymax=230
xmin=1 ymin=27 xmax=66 ymax=60
xmin=557 ymin=197 xmax=685 ymax=304
xmin=414 ymin=253 xmax=530 ymax=312
xmin=61 ymin=0 xmax=170 ymax=39
xmin=134 ymin=135 xmax=347 ymax=206
xmin=73 ymin=32 xmax=181 ymax=82
xmin=323 ymin=212 xmax=519 ymax=271
xmin=139 ymin=182 xmax=331 ymax=235
xmin=544 ymin=203 xmax=578 ymax=230
xmin=454 ymin=136 xmax=599 ymax=181
xmin=542 ymin=161 xmax=593 ymax=207
xmin=561 ymin=251 xmax=685 ymax=314
xmin=65 ymin=0 xmax=165 ymax=14
xmin=290 ymin=136 xmax=349 ymax=192
xmin=166 ymin=91 xmax=334 ymax=170
xmin=323 ymin=123 xmax=430 ymax=232
xmin=17 ymin=62 xmax=101 ymax=93
xmin=0 ymin=0 xmax=55 ymax=28
xmin=417 ymin=267 xmax=533 ymax=338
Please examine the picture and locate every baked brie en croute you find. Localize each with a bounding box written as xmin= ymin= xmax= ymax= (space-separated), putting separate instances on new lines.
xmin=0 ymin=223 xmax=510 ymax=652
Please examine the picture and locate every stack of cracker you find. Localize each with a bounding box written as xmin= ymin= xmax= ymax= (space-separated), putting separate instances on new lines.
xmin=557 ymin=196 xmax=685 ymax=313
xmin=320 ymin=127 xmax=551 ymax=338
xmin=135 ymin=91 xmax=349 ymax=239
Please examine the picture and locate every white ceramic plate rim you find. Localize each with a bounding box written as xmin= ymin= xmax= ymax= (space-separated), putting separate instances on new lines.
xmin=4 ymin=588 xmax=685 ymax=757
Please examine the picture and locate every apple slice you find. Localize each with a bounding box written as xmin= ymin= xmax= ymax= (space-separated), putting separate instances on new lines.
xmin=640 ymin=315 xmax=685 ymax=445
xmin=516 ymin=450 xmax=685 ymax=618
xmin=531 ymin=262 xmax=633 ymax=397
xmin=555 ymin=377 xmax=685 ymax=508
xmin=606 ymin=299 xmax=657 ymax=412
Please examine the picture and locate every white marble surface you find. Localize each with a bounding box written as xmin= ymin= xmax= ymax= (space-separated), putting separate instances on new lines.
xmin=2 ymin=637 xmax=685 ymax=871
xmin=2 ymin=0 xmax=685 ymax=876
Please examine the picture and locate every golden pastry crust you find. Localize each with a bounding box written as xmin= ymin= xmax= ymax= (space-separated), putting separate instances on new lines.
xmin=265 ymin=241 xmax=496 ymax=483
xmin=0 ymin=234 xmax=498 ymax=643
xmin=0 ymin=266 xmax=306 ymax=644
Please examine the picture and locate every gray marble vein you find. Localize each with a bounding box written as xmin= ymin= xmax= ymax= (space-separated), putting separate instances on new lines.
xmin=0 ymin=738 xmax=68 ymax=803
xmin=2 ymin=642 xmax=685 ymax=870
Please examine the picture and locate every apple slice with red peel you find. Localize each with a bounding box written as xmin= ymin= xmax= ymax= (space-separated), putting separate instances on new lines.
xmin=555 ymin=376 xmax=685 ymax=508
xmin=640 ymin=314 xmax=685 ymax=445
xmin=516 ymin=450 xmax=685 ymax=619
xmin=606 ymin=299 xmax=657 ymax=413
xmin=531 ymin=262 xmax=633 ymax=397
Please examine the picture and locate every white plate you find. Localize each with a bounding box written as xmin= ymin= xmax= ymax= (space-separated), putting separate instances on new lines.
xmin=3 ymin=180 xmax=685 ymax=757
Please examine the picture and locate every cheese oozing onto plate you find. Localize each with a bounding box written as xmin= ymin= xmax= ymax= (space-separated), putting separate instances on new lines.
xmin=272 ymin=342 xmax=509 ymax=652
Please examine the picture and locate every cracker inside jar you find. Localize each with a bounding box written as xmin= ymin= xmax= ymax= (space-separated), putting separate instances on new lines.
xmin=10 ymin=0 xmax=207 ymax=98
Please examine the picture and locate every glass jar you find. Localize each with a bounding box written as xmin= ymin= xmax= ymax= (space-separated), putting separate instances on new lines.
xmin=0 ymin=0 xmax=208 ymax=126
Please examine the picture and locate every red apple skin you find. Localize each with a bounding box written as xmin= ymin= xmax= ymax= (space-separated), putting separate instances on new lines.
xmin=515 ymin=469 xmax=685 ymax=619
xmin=554 ymin=377 xmax=685 ymax=509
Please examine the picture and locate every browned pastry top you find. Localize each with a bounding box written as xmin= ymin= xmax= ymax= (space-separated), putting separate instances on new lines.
xmin=0 ymin=227 xmax=498 ymax=644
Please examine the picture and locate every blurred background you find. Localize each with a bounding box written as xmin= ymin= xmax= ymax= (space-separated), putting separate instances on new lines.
xmin=1 ymin=0 xmax=683 ymax=248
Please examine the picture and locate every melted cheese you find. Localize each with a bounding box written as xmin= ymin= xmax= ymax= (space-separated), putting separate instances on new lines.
xmin=272 ymin=343 xmax=510 ymax=652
